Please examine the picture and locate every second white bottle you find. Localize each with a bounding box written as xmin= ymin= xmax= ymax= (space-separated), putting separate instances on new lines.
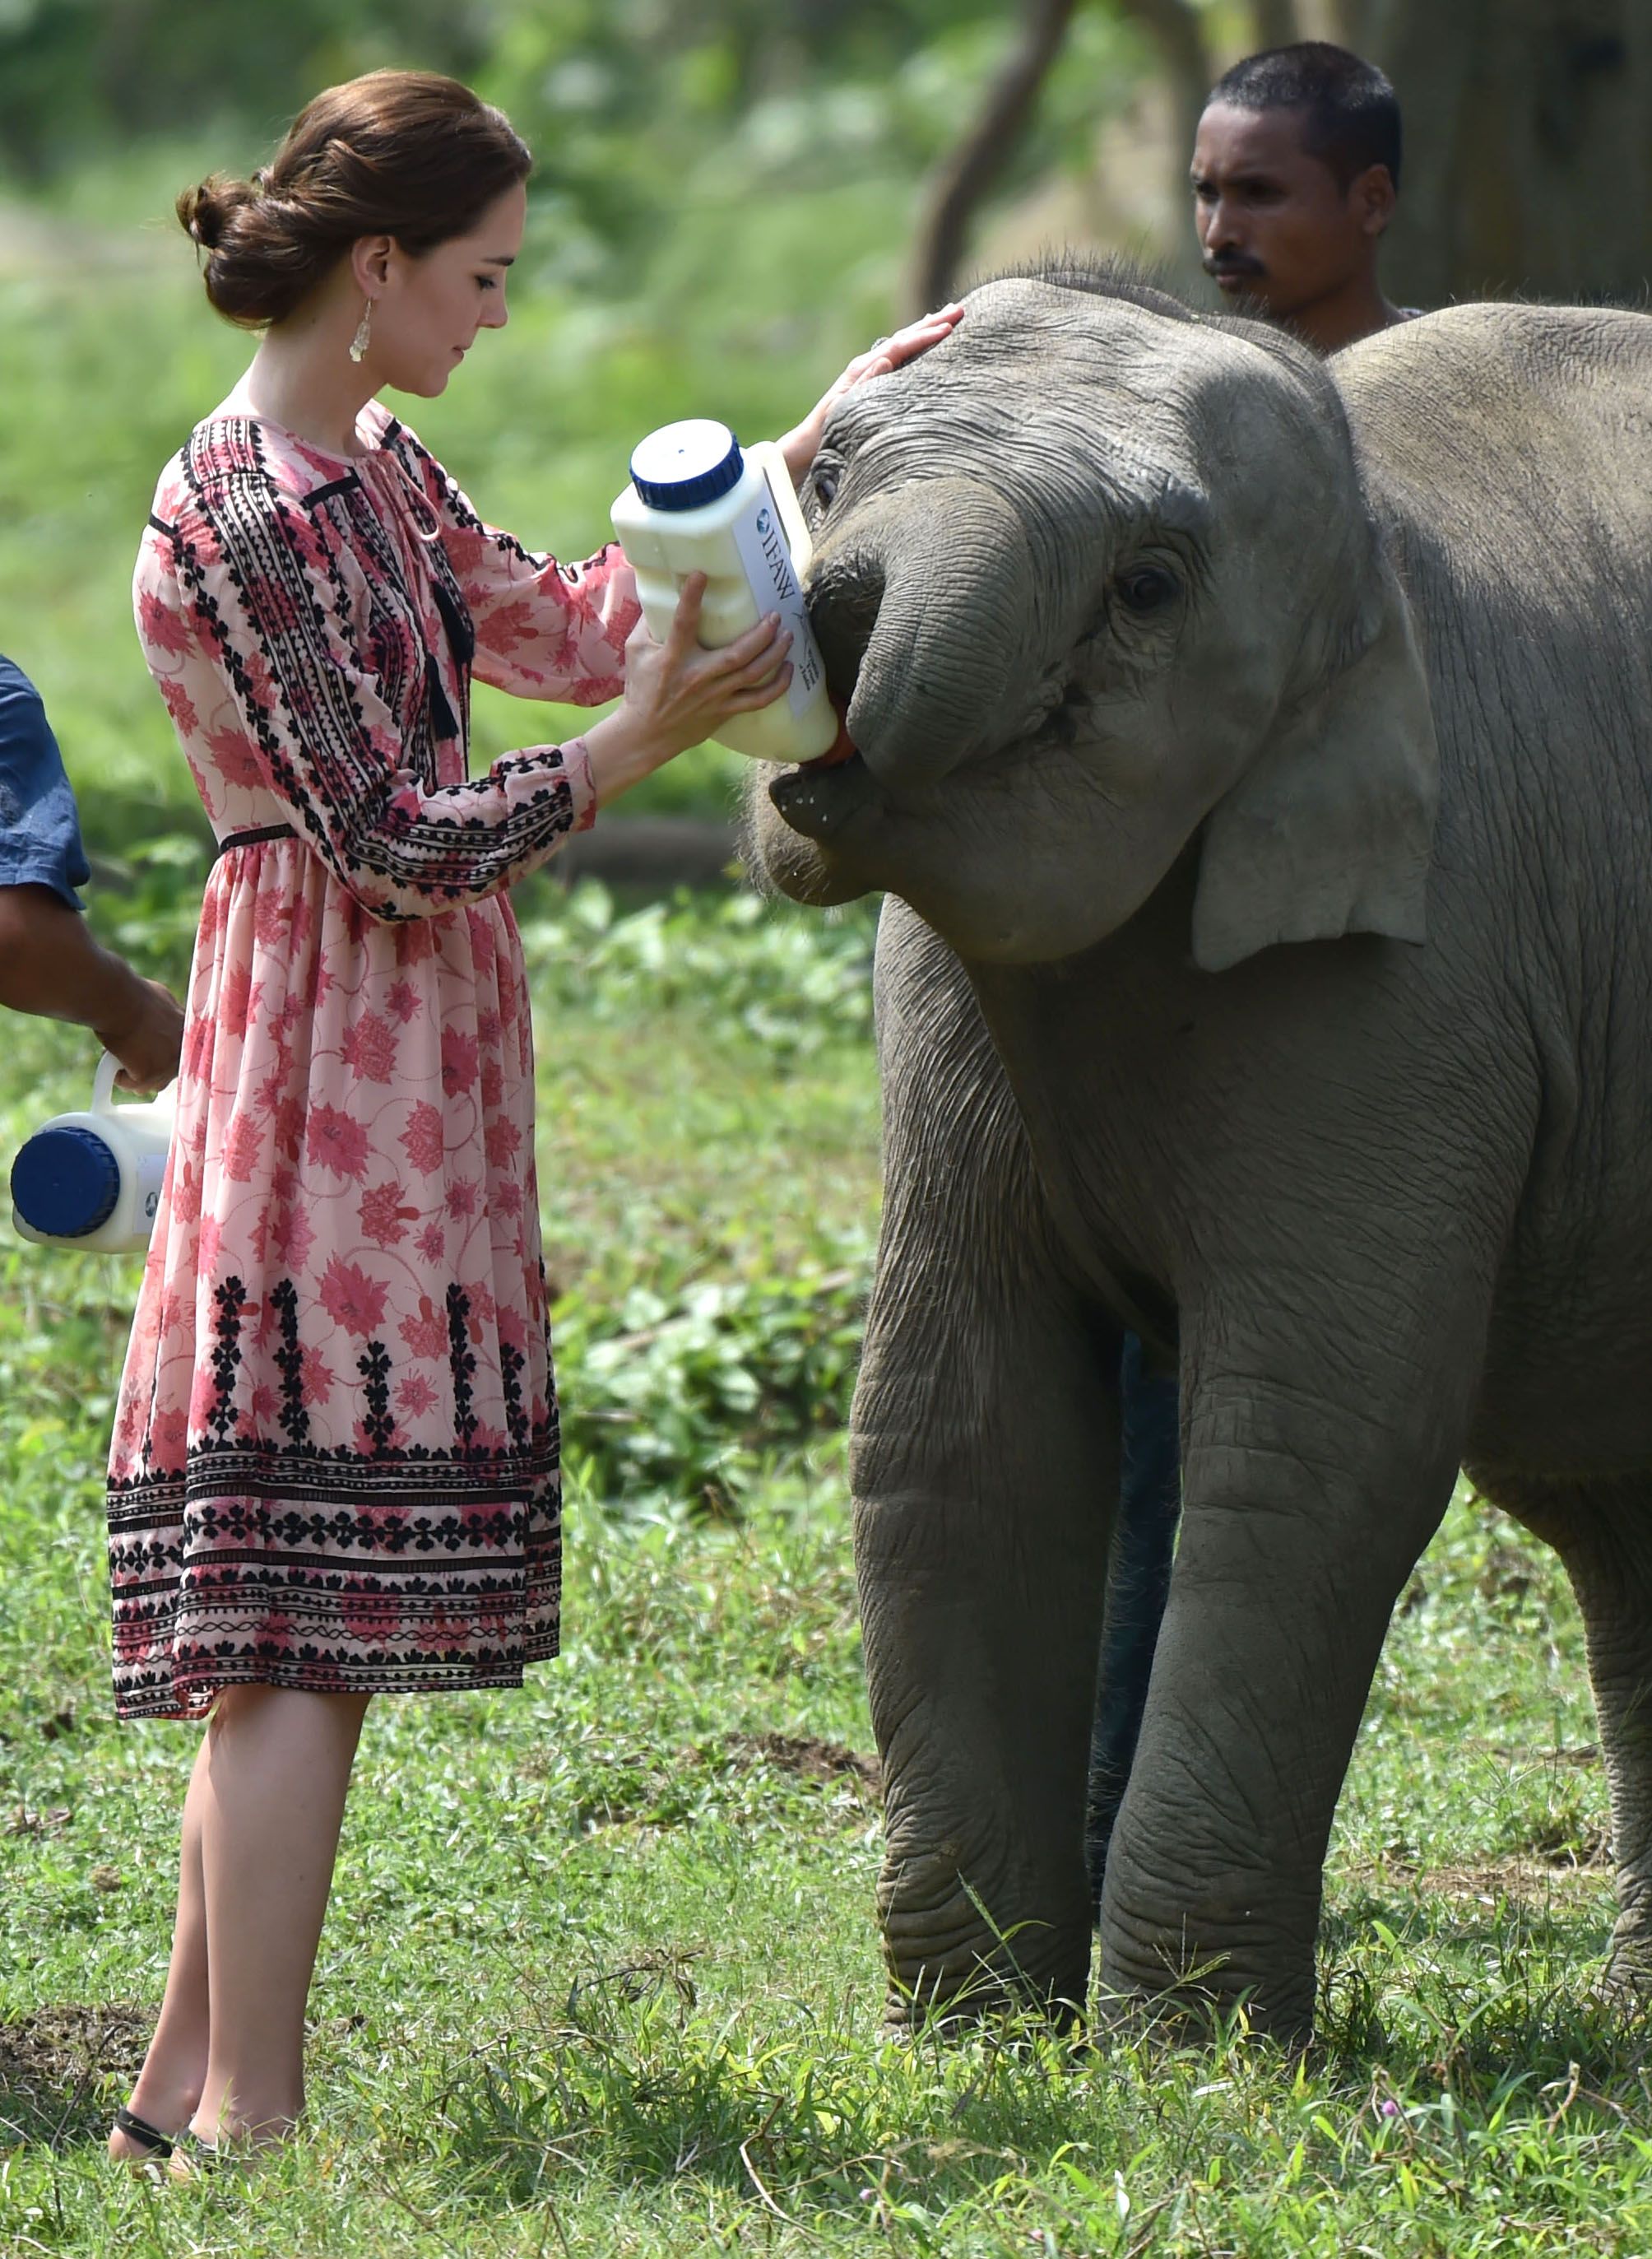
xmin=611 ymin=420 xmax=838 ymax=765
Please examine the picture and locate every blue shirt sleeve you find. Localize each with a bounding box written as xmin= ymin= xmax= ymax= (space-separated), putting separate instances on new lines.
xmin=0 ymin=654 xmax=91 ymax=911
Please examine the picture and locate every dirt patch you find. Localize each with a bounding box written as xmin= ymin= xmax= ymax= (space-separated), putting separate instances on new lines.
xmin=1422 ymin=1857 xmax=1613 ymax=1900
xmin=1351 ymin=1852 xmax=1613 ymax=1906
xmin=726 ymin=1731 xmax=880 ymax=1792
xmin=1465 ymin=1741 xmax=1601 ymax=1769
xmin=0 ymin=2001 xmax=149 ymax=2148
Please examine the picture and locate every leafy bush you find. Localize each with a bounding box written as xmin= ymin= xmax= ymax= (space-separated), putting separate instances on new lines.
xmin=556 ymin=1237 xmax=870 ymax=1518
xmin=521 ymin=882 xmax=876 ymax=1059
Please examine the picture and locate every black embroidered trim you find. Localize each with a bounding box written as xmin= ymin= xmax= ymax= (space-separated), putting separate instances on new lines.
xmin=271 ymin=1278 xmax=309 ymax=1447
xmin=359 ymin=1338 xmax=395 ymax=1457
xmin=447 ymin=1284 xmax=479 ymax=1452
xmin=206 ymin=1277 xmax=245 ymax=1443
xmin=501 ymin=1337 xmax=528 ymax=1449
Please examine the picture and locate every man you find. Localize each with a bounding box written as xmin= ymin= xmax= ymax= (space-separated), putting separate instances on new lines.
xmin=0 ymin=653 xmax=183 ymax=1092
xmin=1088 ymin=41 xmax=1416 ymax=1896
xmin=1191 ymin=41 xmax=1411 ymax=356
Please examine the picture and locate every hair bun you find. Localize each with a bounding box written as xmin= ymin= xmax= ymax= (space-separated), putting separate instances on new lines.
xmin=176 ymin=173 xmax=255 ymax=253
xmin=175 ymin=73 xmax=531 ymax=332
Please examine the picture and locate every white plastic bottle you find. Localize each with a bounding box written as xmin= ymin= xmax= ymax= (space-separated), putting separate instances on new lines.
xmin=9 ymin=1052 xmax=176 ymax=1254
xmin=611 ymin=419 xmax=838 ymax=764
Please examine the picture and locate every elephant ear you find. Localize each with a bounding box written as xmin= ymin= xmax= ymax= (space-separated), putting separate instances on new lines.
xmin=1190 ymin=551 xmax=1438 ymax=974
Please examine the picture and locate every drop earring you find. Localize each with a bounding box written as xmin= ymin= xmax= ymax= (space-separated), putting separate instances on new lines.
xmin=348 ymin=299 xmax=374 ymax=365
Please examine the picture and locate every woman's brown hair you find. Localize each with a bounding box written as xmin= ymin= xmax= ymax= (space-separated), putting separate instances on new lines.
xmin=178 ymin=71 xmax=532 ymax=329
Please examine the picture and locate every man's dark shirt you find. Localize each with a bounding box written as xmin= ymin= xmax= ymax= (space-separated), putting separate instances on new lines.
xmin=0 ymin=654 xmax=91 ymax=910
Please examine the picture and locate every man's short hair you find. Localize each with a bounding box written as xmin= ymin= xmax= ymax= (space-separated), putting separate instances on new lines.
xmin=1208 ymin=41 xmax=1402 ymax=194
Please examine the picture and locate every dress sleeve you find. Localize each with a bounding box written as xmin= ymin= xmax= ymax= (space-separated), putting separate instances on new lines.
xmin=166 ymin=478 xmax=599 ymax=923
xmin=394 ymin=424 xmax=641 ymax=704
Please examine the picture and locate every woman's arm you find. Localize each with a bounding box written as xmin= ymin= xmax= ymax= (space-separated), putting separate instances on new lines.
xmin=393 ymin=425 xmax=639 ymax=704
xmin=774 ymin=304 xmax=964 ymax=486
xmin=153 ymin=492 xmax=784 ymax=923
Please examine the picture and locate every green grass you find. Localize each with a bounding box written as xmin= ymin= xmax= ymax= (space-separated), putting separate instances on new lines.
xmin=2 ymin=887 xmax=1650 ymax=2255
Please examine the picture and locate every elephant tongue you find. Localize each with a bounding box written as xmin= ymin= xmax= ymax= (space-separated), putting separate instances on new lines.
xmin=800 ymin=699 xmax=858 ymax=773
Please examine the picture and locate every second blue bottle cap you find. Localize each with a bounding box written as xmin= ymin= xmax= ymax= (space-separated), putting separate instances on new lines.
xmin=629 ymin=420 xmax=745 ymax=512
xmin=11 ymin=1123 xmax=122 ymax=1238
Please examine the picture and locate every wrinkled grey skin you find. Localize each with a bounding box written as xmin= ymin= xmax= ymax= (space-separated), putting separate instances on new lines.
xmin=749 ymin=267 xmax=1652 ymax=2039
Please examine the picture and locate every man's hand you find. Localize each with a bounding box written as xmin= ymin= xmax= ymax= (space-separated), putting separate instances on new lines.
xmin=0 ymin=883 xmax=184 ymax=1091
xmin=95 ymin=976 xmax=186 ymax=1094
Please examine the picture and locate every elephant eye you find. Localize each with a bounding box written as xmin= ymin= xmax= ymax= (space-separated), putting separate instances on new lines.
xmin=1114 ymin=564 xmax=1181 ymax=615
xmin=811 ymin=463 xmax=841 ymax=510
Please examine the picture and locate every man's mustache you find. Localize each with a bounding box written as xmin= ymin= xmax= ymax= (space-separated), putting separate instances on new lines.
xmin=1203 ymin=254 xmax=1266 ymax=282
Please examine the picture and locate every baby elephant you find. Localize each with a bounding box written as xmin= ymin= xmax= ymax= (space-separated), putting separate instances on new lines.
xmin=750 ymin=265 xmax=1652 ymax=2038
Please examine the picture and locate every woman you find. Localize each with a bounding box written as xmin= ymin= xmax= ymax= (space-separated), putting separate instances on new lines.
xmin=106 ymin=68 xmax=958 ymax=2169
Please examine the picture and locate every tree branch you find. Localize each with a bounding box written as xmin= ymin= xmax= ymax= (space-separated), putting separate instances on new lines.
xmin=906 ymin=0 xmax=1081 ymax=314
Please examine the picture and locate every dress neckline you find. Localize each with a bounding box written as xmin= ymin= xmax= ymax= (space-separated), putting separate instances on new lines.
xmin=206 ymin=397 xmax=394 ymax=468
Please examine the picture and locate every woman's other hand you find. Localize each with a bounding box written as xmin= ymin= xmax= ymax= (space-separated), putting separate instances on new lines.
xmin=777 ymin=303 xmax=964 ymax=486
xmin=582 ymin=574 xmax=791 ymax=806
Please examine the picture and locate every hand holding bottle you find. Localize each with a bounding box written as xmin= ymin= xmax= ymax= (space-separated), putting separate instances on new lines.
xmin=582 ymin=574 xmax=791 ymax=806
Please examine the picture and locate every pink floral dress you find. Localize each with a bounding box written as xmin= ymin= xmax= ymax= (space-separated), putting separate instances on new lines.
xmin=109 ymin=401 xmax=638 ymax=1719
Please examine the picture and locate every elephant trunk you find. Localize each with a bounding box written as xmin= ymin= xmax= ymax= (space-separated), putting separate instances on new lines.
xmin=808 ymin=478 xmax=1035 ymax=794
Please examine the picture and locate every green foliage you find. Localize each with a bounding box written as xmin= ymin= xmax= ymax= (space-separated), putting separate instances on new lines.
xmin=557 ymin=1250 xmax=869 ymax=1517
xmin=521 ymin=882 xmax=875 ymax=1057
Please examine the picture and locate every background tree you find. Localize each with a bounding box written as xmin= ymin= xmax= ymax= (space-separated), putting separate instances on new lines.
xmin=907 ymin=0 xmax=1652 ymax=313
xmin=1353 ymin=0 xmax=1652 ymax=307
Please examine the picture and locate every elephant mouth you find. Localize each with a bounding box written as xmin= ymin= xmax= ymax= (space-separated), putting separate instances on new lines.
xmin=768 ymin=746 xmax=882 ymax=845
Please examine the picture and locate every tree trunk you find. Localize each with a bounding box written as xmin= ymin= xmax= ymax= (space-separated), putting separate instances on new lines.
xmin=1360 ymin=0 xmax=1652 ymax=307
xmin=1114 ymin=0 xmax=1214 ymax=179
xmin=1251 ymin=0 xmax=1303 ymax=45
xmin=906 ymin=0 xmax=1082 ymax=314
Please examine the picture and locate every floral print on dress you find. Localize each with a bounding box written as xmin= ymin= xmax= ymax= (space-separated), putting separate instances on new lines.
xmin=109 ymin=403 xmax=638 ymax=1719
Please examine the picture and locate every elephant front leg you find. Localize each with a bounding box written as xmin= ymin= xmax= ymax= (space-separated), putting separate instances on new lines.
xmin=856 ymin=1350 xmax=1121 ymax=2025
xmin=854 ymin=904 xmax=1124 ymax=2024
xmin=1098 ymin=1345 xmax=1469 ymax=2040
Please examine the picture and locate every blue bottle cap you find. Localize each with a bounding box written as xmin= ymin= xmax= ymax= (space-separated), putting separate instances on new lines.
xmin=629 ymin=420 xmax=745 ymax=512
xmin=10 ymin=1123 xmax=122 ymax=1238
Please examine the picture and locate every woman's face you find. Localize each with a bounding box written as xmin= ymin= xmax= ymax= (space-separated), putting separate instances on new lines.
xmin=363 ymin=181 xmax=528 ymax=397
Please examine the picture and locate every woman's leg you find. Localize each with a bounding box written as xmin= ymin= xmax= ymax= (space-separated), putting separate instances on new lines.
xmin=193 ymin=1685 xmax=370 ymax=2147
xmin=108 ymin=1734 xmax=213 ymax=2164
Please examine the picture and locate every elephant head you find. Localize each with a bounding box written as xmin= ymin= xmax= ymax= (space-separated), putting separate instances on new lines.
xmin=751 ymin=266 xmax=1438 ymax=971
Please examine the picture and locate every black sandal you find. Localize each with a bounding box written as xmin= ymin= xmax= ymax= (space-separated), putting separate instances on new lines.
xmin=112 ymin=2104 xmax=176 ymax=2164
xmin=172 ymin=2131 xmax=227 ymax=2178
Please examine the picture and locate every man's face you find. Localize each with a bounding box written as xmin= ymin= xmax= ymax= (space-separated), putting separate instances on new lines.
xmin=1190 ymin=101 xmax=1389 ymax=321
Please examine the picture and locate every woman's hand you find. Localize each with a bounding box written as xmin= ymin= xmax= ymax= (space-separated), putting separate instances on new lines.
xmin=582 ymin=575 xmax=791 ymax=806
xmin=777 ymin=303 xmax=964 ymax=486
